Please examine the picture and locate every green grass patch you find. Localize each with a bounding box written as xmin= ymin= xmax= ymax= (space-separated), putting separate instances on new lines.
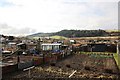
xmin=79 ymin=52 xmax=113 ymax=58
xmin=105 ymin=30 xmax=120 ymax=32
xmin=79 ymin=52 xmax=113 ymax=55
xmin=90 ymin=54 xmax=112 ymax=58
xmin=113 ymin=53 xmax=120 ymax=70
xmin=51 ymin=35 xmax=67 ymax=39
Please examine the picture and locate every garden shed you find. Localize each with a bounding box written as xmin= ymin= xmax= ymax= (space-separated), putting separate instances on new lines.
xmin=41 ymin=43 xmax=61 ymax=51
xmin=88 ymin=43 xmax=107 ymax=52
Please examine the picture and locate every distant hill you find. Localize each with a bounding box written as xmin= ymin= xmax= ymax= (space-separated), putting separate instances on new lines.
xmin=27 ymin=32 xmax=53 ymax=38
xmin=27 ymin=29 xmax=110 ymax=38
xmin=55 ymin=29 xmax=109 ymax=37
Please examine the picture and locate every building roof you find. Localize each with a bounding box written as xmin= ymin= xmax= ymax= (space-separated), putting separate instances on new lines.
xmin=17 ymin=43 xmax=25 ymax=46
xmin=8 ymin=42 xmax=16 ymax=45
xmin=41 ymin=43 xmax=61 ymax=46
xmin=2 ymin=50 xmax=11 ymax=53
xmin=72 ymin=44 xmax=81 ymax=47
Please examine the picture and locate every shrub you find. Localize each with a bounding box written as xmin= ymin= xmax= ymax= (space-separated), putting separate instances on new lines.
xmin=84 ymin=66 xmax=90 ymax=70
xmin=104 ymin=69 xmax=113 ymax=74
xmin=66 ymin=64 xmax=71 ymax=68
xmin=50 ymin=63 xmax=56 ymax=66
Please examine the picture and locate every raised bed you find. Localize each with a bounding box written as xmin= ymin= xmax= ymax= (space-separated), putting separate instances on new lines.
xmin=2 ymin=63 xmax=18 ymax=74
xmin=56 ymin=53 xmax=62 ymax=61
xmin=33 ymin=57 xmax=43 ymax=66
xmin=2 ymin=53 xmax=119 ymax=79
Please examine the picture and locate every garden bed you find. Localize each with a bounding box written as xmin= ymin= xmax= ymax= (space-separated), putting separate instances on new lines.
xmin=3 ymin=53 xmax=119 ymax=79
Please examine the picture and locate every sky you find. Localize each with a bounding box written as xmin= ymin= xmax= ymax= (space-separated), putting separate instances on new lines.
xmin=0 ymin=0 xmax=119 ymax=36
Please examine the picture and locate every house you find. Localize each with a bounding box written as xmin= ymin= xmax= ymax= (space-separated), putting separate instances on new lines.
xmin=17 ymin=43 xmax=27 ymax=50
xmin=72 ymin=44 xmax=81 ymax=52
xmin=0 ymin=37 xmax=6 ymax=43
xmin=2 ymin=50 xmax=12 ymax=57
xmin=80 ymin=44 xmax=89 ymax=52
xmin=8 ymin=42 xmax=16 ymax=48
xmin=106 ymin=44 xmax=116 ymax=53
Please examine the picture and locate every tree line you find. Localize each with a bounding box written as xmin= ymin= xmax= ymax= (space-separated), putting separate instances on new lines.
xmin=54 ymin=29 xmax=108 ymax=38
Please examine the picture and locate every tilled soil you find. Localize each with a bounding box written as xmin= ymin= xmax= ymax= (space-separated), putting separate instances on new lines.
xmin=3 ymin=53 xmax=119 ymax=79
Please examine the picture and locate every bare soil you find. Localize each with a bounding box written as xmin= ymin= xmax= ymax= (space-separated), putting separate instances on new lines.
xmin=3 ymin=53 xmax=119 ymax=79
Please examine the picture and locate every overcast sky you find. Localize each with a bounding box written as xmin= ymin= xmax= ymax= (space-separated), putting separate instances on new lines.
xmin=0 ymin=0 xmax=119 ymax=36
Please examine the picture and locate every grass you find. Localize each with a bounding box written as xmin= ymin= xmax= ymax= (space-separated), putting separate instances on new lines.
xmin=80 ymin=52 xmax=120 ymax=70
xmin=113 ymin=53 xmax=120 ymax=70
xmin=80 ymin=52 xmax=113 ymax=55
xmin=79 ymin=52 xmax=113 ymax=58
xmin=51 ymin=35 xmax=67 ymax=39
xmin=105 ymin=30 xmax=120 ymax=32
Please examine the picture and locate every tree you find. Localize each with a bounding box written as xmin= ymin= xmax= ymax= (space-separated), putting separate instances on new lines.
xmin=8 ymin=36 xmax=14 ymax=40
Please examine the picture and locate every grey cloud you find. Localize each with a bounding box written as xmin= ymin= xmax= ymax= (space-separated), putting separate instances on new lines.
xmin=0 ymin=23 xmax=36 ymax=36
xmin=0 ymin=23 xmax=10 ymax=29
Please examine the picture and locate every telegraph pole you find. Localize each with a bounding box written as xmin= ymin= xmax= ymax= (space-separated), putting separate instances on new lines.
xmin=37 ymin=38 xmax=45 ymax=63
xmin=17 ymin=48 xmax=20 ymax=64
xmin=37 ymin=38 xmax=41 ymax=52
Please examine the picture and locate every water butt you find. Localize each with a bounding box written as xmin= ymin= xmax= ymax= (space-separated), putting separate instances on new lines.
xmin=50 ymin=63 xmax=56 ymax=66
xmin=84 ymin=66 xmax=90 ymax=70
xmin=66 ymin=64 xmax=71 ymax=68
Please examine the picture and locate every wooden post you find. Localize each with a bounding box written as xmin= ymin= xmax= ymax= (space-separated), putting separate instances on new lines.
xmin=69 ymin=70 xmax=77 ymax=78
xmin=42 ymin=51 xmax=45 ymax=63
xmin=37 ymin=38 xmax=41 ymax=52
xmin=28 ymin=69 xmax=30 ymax=78
xmin=17 ymin=49 xmax=20 ymax=64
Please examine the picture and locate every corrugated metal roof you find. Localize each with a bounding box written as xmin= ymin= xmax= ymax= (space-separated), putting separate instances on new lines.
xmin=41 ymin=43 xmax=61 ymax=46
xmin=17 ymin=43 xmax=25 ymax=45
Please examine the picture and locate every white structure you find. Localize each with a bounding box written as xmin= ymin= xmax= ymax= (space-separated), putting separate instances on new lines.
xmin=41 ymin=43 xmax=61 ymax=51
xmin=0 ymin=37 xmax=5 ymax=43
xmin=69 ymin=40 xmax=76 ymax=44
xmin=8 ymin=42 xmax=16 ymax=47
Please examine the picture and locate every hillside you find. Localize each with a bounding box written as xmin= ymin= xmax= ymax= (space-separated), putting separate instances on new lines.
xmin=27 ymin=29 xmax=110 ymax=38
xmin=54 ymin=30 xmax=108 ymax=37
xmin=27 ymin=32 xmax=53 ymax=38
xmin=51 ymin=35 xmax=67 ymax=39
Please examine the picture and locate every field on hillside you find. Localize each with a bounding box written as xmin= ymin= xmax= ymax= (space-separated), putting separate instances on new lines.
xmin=105 ymin=30 xmax=120 ymax=32
xmin=51 ymin=35 xmax=67 ymax=39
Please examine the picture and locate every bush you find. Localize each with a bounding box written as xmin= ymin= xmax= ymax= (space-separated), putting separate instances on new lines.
xmin=50 ymin=63 xmax=56 ymax=66
xmin=104 ymin=69 xmax=113 ymax=74
xmin=66 ymin=64 xmax=71 ymax=68
xmin=84 ymin=66 xmax=90 ymax=70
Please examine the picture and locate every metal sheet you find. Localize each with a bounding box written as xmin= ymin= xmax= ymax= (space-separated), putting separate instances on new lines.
xmin=18 ymin=61 xmax=33 ymax=70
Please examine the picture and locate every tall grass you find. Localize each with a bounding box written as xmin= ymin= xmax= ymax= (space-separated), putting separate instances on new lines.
xmin=113 ymin=53 xmax=120 ymax=70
